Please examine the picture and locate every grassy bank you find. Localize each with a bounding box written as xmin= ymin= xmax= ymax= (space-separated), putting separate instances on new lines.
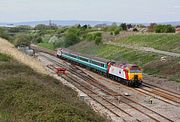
xmin=38 ymin=42 xmax=55 ymax=50
xmin=0 ymin=53 xmax=105 ymax=122
xmin=70 ymin=41 xmax=180 ymax=82
xmin=113 ymin=33 xmax=180 ymax=53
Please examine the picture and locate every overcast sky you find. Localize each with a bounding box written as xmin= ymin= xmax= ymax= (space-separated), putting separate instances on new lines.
xmin=0 ymin=0 xmax=180 ymax=23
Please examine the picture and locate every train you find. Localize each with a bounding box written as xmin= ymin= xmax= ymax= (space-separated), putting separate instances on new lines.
xmin=57 ymin=48 xmax=143 ymax=87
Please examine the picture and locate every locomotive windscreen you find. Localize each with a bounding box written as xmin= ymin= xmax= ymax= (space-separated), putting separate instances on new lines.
xmin=130 ymin=66 xmax=142 ymax=73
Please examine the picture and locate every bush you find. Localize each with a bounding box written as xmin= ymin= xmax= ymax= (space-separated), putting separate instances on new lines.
xmin=114 ymin=29 xmax=120 ymax=35
xmin=14 ymin=34 xmax=31 ymax=47
xmin=64 ymin=33 xmax=80 ymax=47
xmin=120 ymin=23 xmax=127 ymax=31
xmin=32 ymin=36 xmax=43 ymax=44
xmin=155 ymin=25 xmax=175 ymax=33
xmin=0 ymin=27 xmax=10 ymax=40
xmin=86 ymin=32 xmax=102 ymax=41
xmin=8 ymin=25 xmax=32 ymax=33
xmin=54 ymin=38 xmax=65 ymax=48
xmin=0 ymin=53 xmax=10 ymax=62
xmin=95 ymin=36 xmax=102 ymax=45
xmin=86 ymin=34 xmax=94 ymax=41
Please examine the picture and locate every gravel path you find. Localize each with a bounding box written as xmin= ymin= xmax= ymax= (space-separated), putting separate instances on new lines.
xmin=105 ymin=41 xmax=180 ymax=57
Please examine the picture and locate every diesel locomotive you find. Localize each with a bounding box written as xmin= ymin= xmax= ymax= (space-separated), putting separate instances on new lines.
xmin=57 ymin=48 xmax=142 ymax=87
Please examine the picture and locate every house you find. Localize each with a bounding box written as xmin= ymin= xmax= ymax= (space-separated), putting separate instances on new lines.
xmin=176 ymin=26 xmax=180 ymax=33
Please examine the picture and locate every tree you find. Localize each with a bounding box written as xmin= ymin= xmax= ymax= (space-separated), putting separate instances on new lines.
xmin=155 ymin=25 xmax=175 ymax=33
xmin=82 ymin=25 xmax=88 ymax=29
xmin=114 ymin=28 xmax=120 ymax=35
xmin=148 ymin=23 xmax=157 ymax=32
xmin=14 ymin=34 xmax=31 ymax=47
xmin=32 ymin=36 xmax=42 ymax=44
xmin=0 ymin=27 xmax=10 ymax=40
xmin=64 ymin=28 xmax=80 ymax=47
xmin=8 ymin=25 xmax=32 ymax=33
xmin=95 ymin=36 xmax=102 ymax=45
xmin=34 ymin=24 xmax=48 ymax=30
xmin=64 ymin=33 xmax=80 ymax=47
xmin=120 ymin=23 xmax=127 ymax=31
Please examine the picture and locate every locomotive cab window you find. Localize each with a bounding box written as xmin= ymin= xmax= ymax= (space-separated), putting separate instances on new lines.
xmin=130 ymin=66 xmax=142 ymax=73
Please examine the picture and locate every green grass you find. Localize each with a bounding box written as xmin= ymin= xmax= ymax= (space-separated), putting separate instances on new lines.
xmin=0 ymin=53 xmax=105 ymax=122
xmin=0 ymin=53 xmax=10 ymax=62
xmin=114 ymin=33 xmax=180 ymax=53
xmin=70 ymin=41 xmax=180 ymax=82
xmin=38 ymin=42 xmax=55 ymax=50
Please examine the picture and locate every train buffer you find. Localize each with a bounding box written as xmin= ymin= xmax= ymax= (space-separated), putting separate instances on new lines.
xmin=47 ymin=64 xmax=66 ymax=75
xmin=55 ymin=67 xmax=66 ymax=75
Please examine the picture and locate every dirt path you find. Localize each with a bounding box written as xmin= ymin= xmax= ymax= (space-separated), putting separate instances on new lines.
xmin=0 ymin=38 xmax=48 ymax=75
xmin=105 ymin=41 xmax=180 ymax=57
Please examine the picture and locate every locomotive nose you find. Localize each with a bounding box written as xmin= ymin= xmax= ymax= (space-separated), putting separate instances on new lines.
xmin=134 ymin=75 xmax=138 ymax=81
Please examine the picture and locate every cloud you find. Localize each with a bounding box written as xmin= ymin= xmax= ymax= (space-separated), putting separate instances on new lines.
xmin=173 ymin=5 xmax=180 ymax=8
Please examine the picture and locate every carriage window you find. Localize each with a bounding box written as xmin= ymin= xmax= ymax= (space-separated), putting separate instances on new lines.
xmin=79 ymin=57 xmax=88 ymax=62
xmin=69 ymin=54 xmax=77 ymax=58
xmin=92 ymin=60 xmax=105 ymax=67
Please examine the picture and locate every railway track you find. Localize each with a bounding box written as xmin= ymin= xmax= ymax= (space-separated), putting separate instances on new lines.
xmin=74 ymin=61 xmax=180 ymax=106
xmin=38 ymin=52 xmax=175 ymax=122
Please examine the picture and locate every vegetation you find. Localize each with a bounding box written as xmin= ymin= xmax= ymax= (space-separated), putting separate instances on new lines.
xmin=120 ymin=23 xmax=127 ymax=31
xmin=155 ymin=25 xmax=175 ymax=33
xmin=38 ymin=42 xmax=55 ymax=50
xmin=102 ymin=23 xmax=123 ymax=35
xmin=14 ymin=34 xmax=31 ymax=47
xmin=64 ymin=27 xmax=80 ymax=47
xmin=8 ymin=25 xmax=32 ymax=33
xmin=0 ymin=27 xmax=11 ymax=40
xmin=0 ymin=53 xmax=10 ymax=62
xmin=0 ymin=53 xmax=105 ymax=122
xmin=69 ymin=41 xmax=180 ymax=82
xmin=86 ymin=32 xmax=102 ymax=45
xmin=114 ymin=33 xmax=180 ymax=53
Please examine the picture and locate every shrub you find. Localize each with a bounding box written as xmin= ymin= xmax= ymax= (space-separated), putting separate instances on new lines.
xmin=155 ymin=25 xmax=175 ymax=33
xmin=64 ymin=33 xmax=80 ymax=47
xmin=120 ymin=23 xmax=127 ymax=31
xmin=95 ymin=36 xmax=102 ymax=45
xmin=14 ymin=34 xmax=31 ymax=47
xmin=114 ymin=29 xmax=120 ymax=35
xmin=0 ymin=53 xmax=10 ymax=62
xmin=0 ymin=27 xmax=10 ymax=40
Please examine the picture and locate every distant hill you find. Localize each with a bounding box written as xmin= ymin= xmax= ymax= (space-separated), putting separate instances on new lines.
xmin=0 ymin=20 xmax=180 ymax=27
xmin=0 ymin=20 xmax=114 ymax=27
xmin=157 ymin=21 xmax=180 ymax=26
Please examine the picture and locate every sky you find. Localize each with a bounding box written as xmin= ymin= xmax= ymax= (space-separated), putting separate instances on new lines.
xmin=0 ymin=0 xmax=180 ymax=23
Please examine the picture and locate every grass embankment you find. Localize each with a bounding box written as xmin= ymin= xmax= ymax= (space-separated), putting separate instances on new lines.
xmin=38 ymin=42 xmax=55 ymax=50
xmin=113 ymin=33 xmax=180 ymax=53
xmin=70 ymin=41 xmax=180 ymax=82
xmin=0 ymin=53 xmax=105 ymax=122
